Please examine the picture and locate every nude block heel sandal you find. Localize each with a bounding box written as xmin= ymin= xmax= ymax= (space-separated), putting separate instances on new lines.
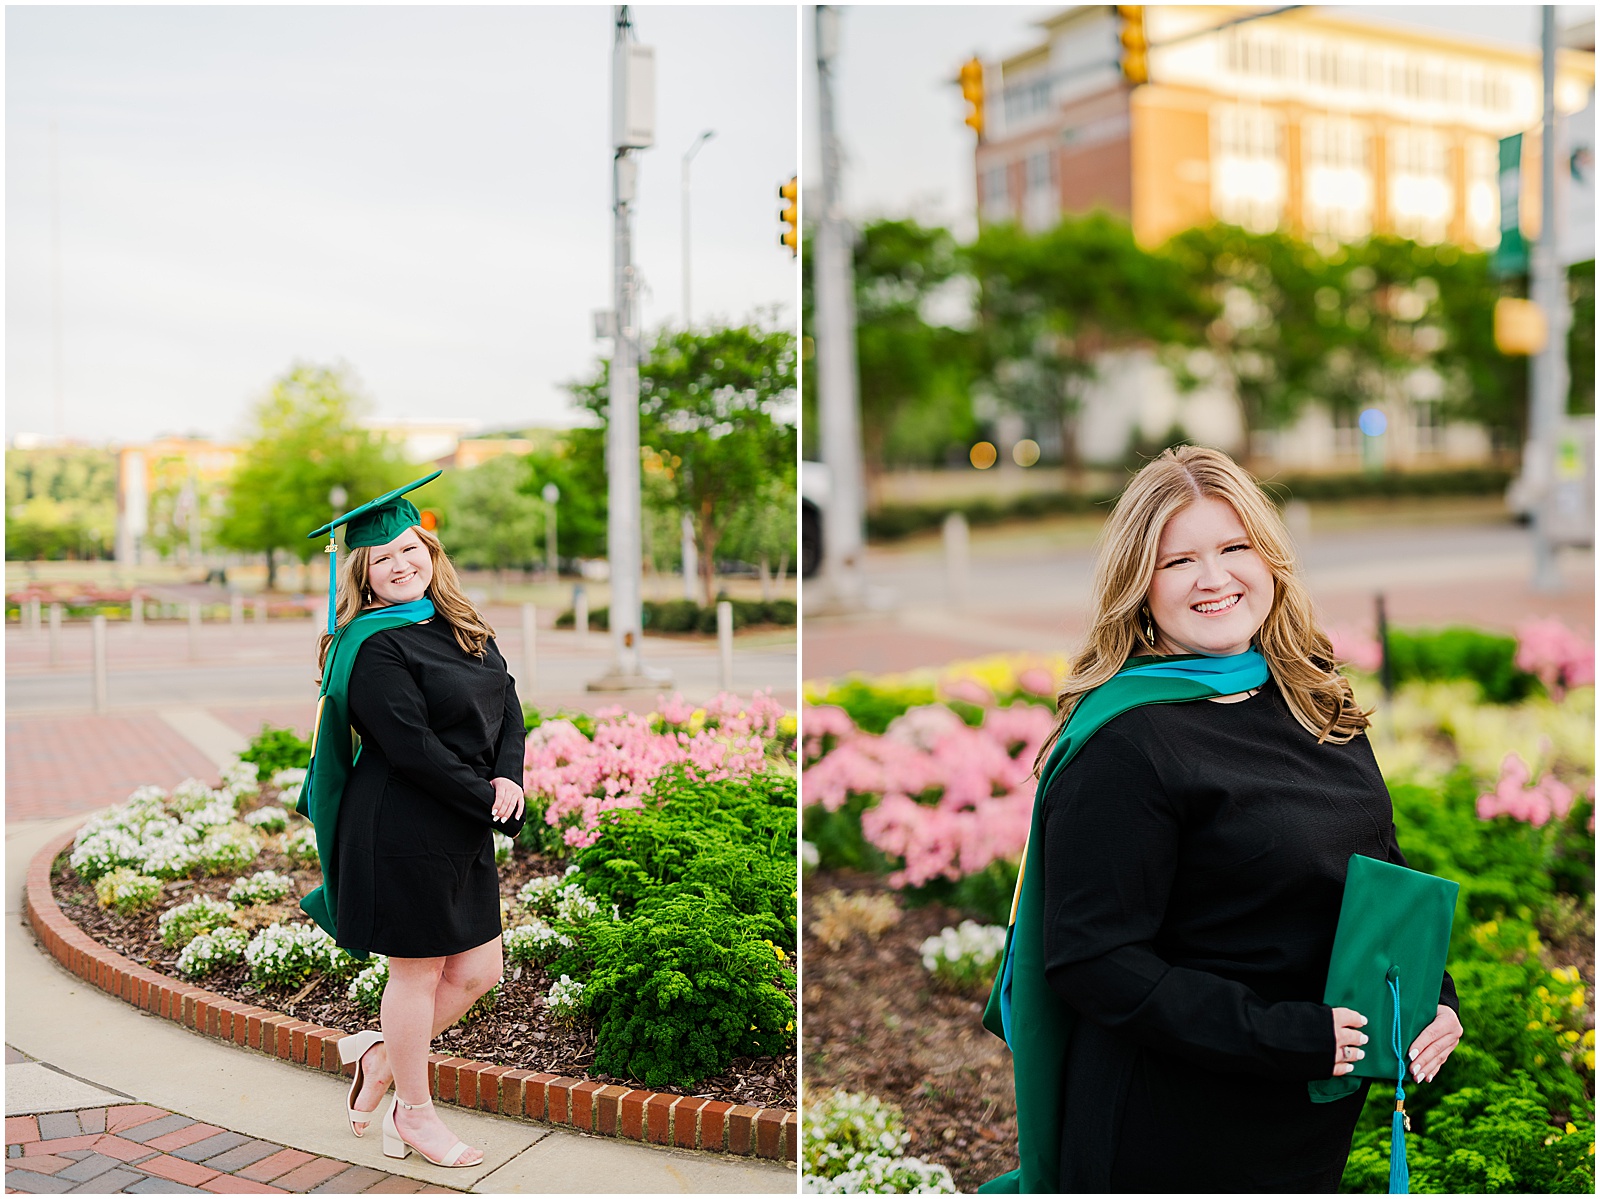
xmin=382 ymin=1096 xmax=478 ymax=1167
xmin=337 ymin=1029 xmax=388 ymax=1137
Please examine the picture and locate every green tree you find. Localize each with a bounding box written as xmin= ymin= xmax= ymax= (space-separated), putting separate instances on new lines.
xmin=439 ymin=455 xmax=543 ymax=597
xmin=967 ymin=212 xmax=1214 ymax=470
xmin=521 ymin=435 xmax=609 ymax=563
xmin=568 ymin=325 xmax=797 ymax=605
xmin=216 ymin=364 xmax=412 ymax=591
xmin=4 ymin=447 xmax=117 ymax=561
xmin=801 ymin=219 xmax=980 ymax=476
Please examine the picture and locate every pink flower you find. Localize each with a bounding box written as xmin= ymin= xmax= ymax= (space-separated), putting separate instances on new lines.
xmin=1475 ymin=752 xmax=1581 ymax=829
xmin=1327 ymin=627 xmax=1383 ymax=674
xmin=1017 ymin=667 xmax=1058 ymax=697
xmin=1515 ymin=618 xmax=1595 ymax=697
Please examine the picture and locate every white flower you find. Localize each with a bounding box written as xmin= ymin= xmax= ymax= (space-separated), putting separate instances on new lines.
xmin=243 ymin=806 xmax=290 ymax=834
xmin=493 ymin=831 xmax=514 ymax=865
xmin=546 ymin=973 xmax=585 ymax=1017
xmin=220 ymin=758 xmax=260 ymax=797
xmin=227 ymin=870 xmax=294 ymax=906
xmin=176 ymin=927 xmax=248 ymax=979
xmin=503 ymin=919 xmax=573 ymax=965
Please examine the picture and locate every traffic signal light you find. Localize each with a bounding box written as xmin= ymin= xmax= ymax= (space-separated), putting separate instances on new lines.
xmin=780 ymin=175 xmax=798 ymax=256
xmin=1117 ymin=6 xmax=1149 ymax=85
xmin=959 ymin=57 xmax=984 ymax=139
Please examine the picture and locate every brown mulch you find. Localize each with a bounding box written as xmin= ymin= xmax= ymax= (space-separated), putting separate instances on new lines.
xmin=802 ymin=870 xmax=1017 ymax=1192
xmin=50 ymin=806 xmax=794 ymax=1113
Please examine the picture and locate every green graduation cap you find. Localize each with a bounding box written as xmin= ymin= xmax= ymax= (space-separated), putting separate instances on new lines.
xmin=307 ymin=470 xmax=442 ymax=634
xmin=1310 ymin=853 xmax=1460 ymax=1194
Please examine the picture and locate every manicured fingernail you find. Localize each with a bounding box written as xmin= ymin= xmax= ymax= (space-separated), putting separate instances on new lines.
xmin=1354 ymin=1050 xmax=1364 ymax=1059
xmin=1359 ymin=1034 xmax=1369 ymax=1045
xmin=1409 ymin=1049 xmax=1419 ymax=1061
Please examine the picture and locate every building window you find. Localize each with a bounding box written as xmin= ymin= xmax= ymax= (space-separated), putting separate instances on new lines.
xmin=1003 ymin=75 xmax=1052 ymax=127
xmin=1389 ymin=126 xmax=1453 ymax=244
xmin=982 ymin=164 xmax=1011 ymax=221
xmin=1304 ymin=115 xmax=1373 ymax=240
xmin=1026 ymin=151 xmax=1053 ymax=192
xmin=1212 ymin=105 xmax=1286 ymax=233
xmin=1464 ymin=135 xmax=1499 ymax=248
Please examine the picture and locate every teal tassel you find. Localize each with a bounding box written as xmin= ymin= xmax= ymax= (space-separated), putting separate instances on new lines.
xmin=1388 ymin=974 xmax=1409 ymax=1194
xmin=326 ymin=537 xmax=338 ymax=635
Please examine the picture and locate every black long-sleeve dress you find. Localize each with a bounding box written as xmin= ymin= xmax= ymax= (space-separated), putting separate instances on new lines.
xmin=333 ymin=617 xmax=526 ymax=959
xmin=1041 ymin=678 xmax=1459 ymax=1193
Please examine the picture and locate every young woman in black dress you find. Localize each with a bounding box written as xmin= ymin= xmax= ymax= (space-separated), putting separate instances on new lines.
xmin=1037 ymin=446 xmax=1464 ymax=1191
xmin=324 ymin=521 xmax=526 ymax=1169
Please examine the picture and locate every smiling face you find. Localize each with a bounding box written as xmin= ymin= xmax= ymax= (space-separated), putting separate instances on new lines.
xmin=1145 ymin=496 xmax=1275 ymax=658
xmin=365 ymin=527 xmax=433 ymax=607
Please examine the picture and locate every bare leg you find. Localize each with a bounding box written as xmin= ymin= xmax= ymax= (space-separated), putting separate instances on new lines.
xmin=353 ymin=938 xmax=503 ymax=1155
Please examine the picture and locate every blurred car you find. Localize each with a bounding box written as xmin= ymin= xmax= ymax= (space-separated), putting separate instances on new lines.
xmin=800 ymin=459 xmax=829 ymax=578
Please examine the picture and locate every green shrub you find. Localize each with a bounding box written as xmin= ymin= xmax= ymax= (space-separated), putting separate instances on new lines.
xmin=284 ymin=824 xmax=319 ymax=867
xmin=193 ymin=826 xmax=261 ymax=876
xmin=159 ymin=895 xmax=238 ymax=947
xmin=573 ymin=771 xmax=797 ymax=947
xmin=238 ymin=725 xmax=312 ymax=782
xmin=553 ymin=599 xmax=798 ymax=633
xmin=807 ymin=678 xmax=939 ymax=735
xmin=572 ymin=892 xmax=795 ymax=1088
xmin=804 ymin=794 xmax=893 ymax=877
xmin=1385 ymin=628 xmax=1541 ymax=705
xmin=1341 ymin=1074 xmax=1593 ymax=1194
xmin=93 ymin=868 xmax=162 ymax=915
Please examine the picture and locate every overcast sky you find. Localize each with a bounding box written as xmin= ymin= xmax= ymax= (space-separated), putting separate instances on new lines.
xmin=807 ymin=4 xmax=1596 ymax=236
xmin=6 ymin=5 xmax=799 ymax=446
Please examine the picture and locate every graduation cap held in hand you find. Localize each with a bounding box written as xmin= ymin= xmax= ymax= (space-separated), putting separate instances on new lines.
xmin=307 ymin=470 xmax=442 ymax=634
xmin=1310 ymin=854 xmax=1459 ymax=1194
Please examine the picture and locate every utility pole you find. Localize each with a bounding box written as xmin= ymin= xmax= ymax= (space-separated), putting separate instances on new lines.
xmin=50 ymin=119 xmax=64 ymax=440
xmin=591 ymin=5 xmax=661 ymax=690
xmin=1529 ymin=5 xmax=1571 ymax=592
xmin=814 ymin=5 xmax=867 ymax=609
xmin=681 ymin=129 xmax=714 ymax=326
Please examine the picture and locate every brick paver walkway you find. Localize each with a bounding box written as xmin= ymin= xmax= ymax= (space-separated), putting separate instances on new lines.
xmin=5 ymin=1104 xmax=460 ymax=1196
xmin=5 ymin=714 xmax=221 ymax=822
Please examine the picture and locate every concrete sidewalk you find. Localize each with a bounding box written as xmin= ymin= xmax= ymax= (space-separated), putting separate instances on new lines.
xmin=5 ymin=820 xmax=796 ymax=1195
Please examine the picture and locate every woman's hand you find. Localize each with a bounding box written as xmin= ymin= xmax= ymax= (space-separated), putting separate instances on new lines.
xmin=1331 ymin=1007 xmax=1369 ymax=1076
xmin=1408 ymin=1005 xmax=1463 ymax=1083
xmin=490 ymin=776 xmax=525 ymax=823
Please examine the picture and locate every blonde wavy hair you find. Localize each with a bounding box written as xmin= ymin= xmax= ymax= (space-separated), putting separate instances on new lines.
xmin=1037 ymin=445 xmax=1368 ymax=771
xmin=316 ymin=524 xmax=495 ymax=679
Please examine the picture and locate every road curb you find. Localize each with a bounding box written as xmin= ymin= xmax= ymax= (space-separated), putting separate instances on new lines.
xmin=23 ymin=829 xmax=798 ymax=1164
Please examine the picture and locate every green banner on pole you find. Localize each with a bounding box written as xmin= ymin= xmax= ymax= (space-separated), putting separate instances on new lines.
xmin=1492 ymin=133 xmax=1528 ymax=278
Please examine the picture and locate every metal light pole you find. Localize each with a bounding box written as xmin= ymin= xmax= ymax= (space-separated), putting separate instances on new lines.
xmin=542 ymin=482 xmax=560 ymax=581
xmin=814 ymin=5 xmax=867 ymax=608
xmin=681 ymin=129 xmax=714 ymax=327
xmin=1529 ymin=5 xmax=1572 ymax=592
xmin=592 ymin=5 xmax=661 ymax=689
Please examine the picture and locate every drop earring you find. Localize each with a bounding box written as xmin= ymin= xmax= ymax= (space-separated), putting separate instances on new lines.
xmin=1140 ymin=606 xmax=1156 ymax=646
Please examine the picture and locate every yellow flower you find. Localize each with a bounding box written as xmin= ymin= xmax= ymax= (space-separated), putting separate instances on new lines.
xmin=1537 ymin=986 xmax=1552 ymax=1000
xmin=1570 ymin=989 xmax=1586 ymax=1008
xmin=1567 ymin=1122 xmax=1578 ymax=1135
xmin=785 ymin=1020 xmax=794 ymax=1032
xmin=1535 ymin=1055 xmax=1546 ymax=1066
xmin=778 ymin=714 xmax=798 ymax=737
xmin=1564 ymin=1030 xmax=1582 ymax=1044
xmin=1528 ymin=1020 xmax=1544 ymax=1031
xmin=1583 ymin=1030 xmax=1595 ymax=1047
xmin=1585 ymin=1050 xmax=1596 ymax=1071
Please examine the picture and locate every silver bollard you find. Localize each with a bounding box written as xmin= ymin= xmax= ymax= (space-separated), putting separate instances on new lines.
xmin=231 ymin=593 xmax=244 ymax=625
xmin=189 ymin=601 xmax=201 ymax=660
xmin=521 ymin=602 xmax=537 ymax=696
xmin=92 ymin=614 xmax=108 ymax=712
xmin=48 ymin=603 xmax=63 ymax=666
xmin=943 ymin=511 xmax=970 ymax=609
xmin=759 ymin=556 xmax=772 ymax=602
xmin=681 ymin=513 xmax=698 ymax=602
xmin=717 ymin=599 xmax=734 ymax=692
xmin=30 ymin=598 xmax=42 ymax=636
xmin=574 ymin=586 xmax=589 ymax=643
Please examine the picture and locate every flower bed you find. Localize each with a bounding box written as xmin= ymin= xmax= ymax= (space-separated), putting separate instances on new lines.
xmin=802 ymin=627 xmax=1595 ymax=1193
xmin=49 ymin=692 xmax=799 ymax=1119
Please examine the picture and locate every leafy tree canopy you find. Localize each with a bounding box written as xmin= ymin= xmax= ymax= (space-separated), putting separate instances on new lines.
xmin=216 ymin=363 xmax=412 ymax=587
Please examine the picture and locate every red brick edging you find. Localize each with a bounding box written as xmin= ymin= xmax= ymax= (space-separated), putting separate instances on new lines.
xmin=23 ymin=830 xmax=798 ymax=1164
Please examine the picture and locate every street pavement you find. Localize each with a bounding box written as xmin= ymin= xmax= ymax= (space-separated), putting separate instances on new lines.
xmin=802 ymin=514 xmax=1594 ymax=680
xmin=4 ymin=610 xmax=799 ymax=1194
